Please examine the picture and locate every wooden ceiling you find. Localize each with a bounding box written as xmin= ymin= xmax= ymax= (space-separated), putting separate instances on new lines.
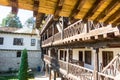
xmin=0 ymin=0 xmax=120 ymax=27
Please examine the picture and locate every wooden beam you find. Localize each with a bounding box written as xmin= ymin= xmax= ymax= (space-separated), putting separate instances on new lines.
xmin=33 ymin=0 xmax=39 ymax=17
xmin=94 ymin=0 xmax=120 ymax=22
xmin=83 ymin=0 xmax=106 ymax=21
xmin=36 ymin=13 xmax=45 ymax=29
xmin=112 ymin=18 xmax=120 ymax=27
xmin=69 ymin=0 xmax=86 ymax=19
xmin=54 ymin=0 xmax=64 ymax=21
xmin=104 ymin=8 xmax=120 ymax=25
xmin=9 ymin=0 xmax=18 ymax=14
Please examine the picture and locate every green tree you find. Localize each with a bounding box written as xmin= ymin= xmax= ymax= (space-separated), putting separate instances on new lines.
xmin=24 ymin=17 xmax=35 ymax=28
xmin=18 ymin=49 xmax=28 ymax=80
xmin=1 ymin=12 xmax=22 ymax=28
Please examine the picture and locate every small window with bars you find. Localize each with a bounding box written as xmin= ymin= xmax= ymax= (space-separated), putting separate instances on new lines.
xmin=31 ymin=39 xmax=36 ymax=46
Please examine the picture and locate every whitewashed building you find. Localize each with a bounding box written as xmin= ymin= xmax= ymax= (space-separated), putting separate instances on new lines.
xmin=0 ymin=27 xmax=43 ymax=72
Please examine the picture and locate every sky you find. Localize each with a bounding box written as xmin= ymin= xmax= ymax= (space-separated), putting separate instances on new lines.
xmin=0 ymin=5 xmax=33 ymax=25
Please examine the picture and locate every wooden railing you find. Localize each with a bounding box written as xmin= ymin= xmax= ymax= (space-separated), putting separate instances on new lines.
xmin=98 ymin=72 xmax=115 ymax=80
xmin=42 ymin=36 xmax=53 ymax=45
xmin=63 ymin=20 xmax=86 ymax=38
xmin=41 ymin=15 xmax=53 ymax=34
xmin=98 ymin=54 xmax=120 ymax=80
xmin=44 ymin=55 xmax=52 ymax=64
xmin=68 ymin=63 xmax=93 ymax=80
xmin=44 ymin=55 xmax=118 ymax=80
xmin=59 ymin=60 xmax=67 ymax=70
xmin=53 ymin=32 xmax=61 ymax=41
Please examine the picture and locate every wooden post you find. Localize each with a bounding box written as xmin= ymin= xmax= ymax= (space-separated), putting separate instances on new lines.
xmin=61 ymin=17 xmax=64 ymax=39
xmin=47 ymin=30 xmax=49 ymax=38
xmin=93 ymin=48 xmax=99 ymax=80
xmin=49 ymin=67 xmax=52 ymax=80
xmin=66 ymin=49 xmax=69 ymax=73
xmin=45 ymin=64 xmax=48 ymax=76
xmin=54 ymin=71 xmax=56 ymax=80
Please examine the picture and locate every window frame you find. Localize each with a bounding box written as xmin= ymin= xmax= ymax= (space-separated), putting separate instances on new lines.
xmin=31 ymin=39 xmax=36 ymax=46
xmin=16 ymin=51 xmax=21 ymax=57
xmin=13 ymin=38 xmax=23 ymax=46
xmin=0 ymin=37 xmax=4 ymax=45
xmin=85 ymin=51 xmax=92 ymax=65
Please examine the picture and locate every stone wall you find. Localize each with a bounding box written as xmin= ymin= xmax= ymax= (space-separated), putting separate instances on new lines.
xmin=0 ymin=50 xmax=43 ymax=72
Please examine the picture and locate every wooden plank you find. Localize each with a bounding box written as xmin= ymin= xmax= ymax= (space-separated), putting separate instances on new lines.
xmin=33 ymin=0 xmax=39 ymax=17
xmin=36 ymin=13 xmax=45 ymax=28
xmin=94 ymin=0 xmax=120 ymax=22
xmin=9 ymin=0 xmax=18 ymax=14
xmin=104 ymin=8 xmax=120 ymax=24
xmin=83 ymin=0 xmax=106 ymax=21
xmin=69 ymin=0 xmax=86 ymax=19
xmin=54 ymin=0 xmax=65 ymax=20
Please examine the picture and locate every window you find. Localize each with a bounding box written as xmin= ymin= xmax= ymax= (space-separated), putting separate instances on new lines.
xmin=17 ymin=51 xmax=21 ymax=57
xmin=102 ymin=51 xmax=113 ymax=67
xmin=60 ymin=50 xmax=63 ymax=60
xmin=85 ymin=51 xmax=91 ymax=65
xmin=31 ymin=39 xmax=36 ymax=46
xmin=0 ymin=37 xmax=4 ymax=45
xmin=79 ymin=51 xmax=83 ymax=61
xmin=13 ymin=38 xmax=23 ymax=45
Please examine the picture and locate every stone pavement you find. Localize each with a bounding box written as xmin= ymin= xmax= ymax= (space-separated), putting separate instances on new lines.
xmin=34 ymin=72 xmax=61 ymax=80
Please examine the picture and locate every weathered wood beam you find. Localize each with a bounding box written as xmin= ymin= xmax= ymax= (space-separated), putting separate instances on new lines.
xmin=104 ymin=8 xmax=120 ymax=25
xmin=54 ymin=0 xmax=64 ymax=21
xmin=94 ymin=0 xmax=120 ymax=22
xmin=83 ymin=0 xmax=106 ymax=21
xmin=69 ymin=0 xmax=86 ymax=20
xmin=33 ymin=0 xmax=39 ymax=17
xmin=112 ymin=18 xmax=120 ymax=27
xmin=36 ymin=13 xmax=45 ymax=29
xmin=9 ymin=0 xmax=18 ymax=14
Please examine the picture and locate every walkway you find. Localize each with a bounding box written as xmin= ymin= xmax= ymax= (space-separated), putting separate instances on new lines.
xmin=34 ymin=72 xmax=61 ymax=80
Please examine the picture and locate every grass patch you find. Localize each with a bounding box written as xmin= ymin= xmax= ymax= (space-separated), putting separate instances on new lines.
xmin=0 ymin=73 xmax=34 ymax=80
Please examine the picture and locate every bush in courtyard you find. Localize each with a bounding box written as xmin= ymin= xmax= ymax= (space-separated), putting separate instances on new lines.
xmin=18 ymin=49 xmax=28 ymax=80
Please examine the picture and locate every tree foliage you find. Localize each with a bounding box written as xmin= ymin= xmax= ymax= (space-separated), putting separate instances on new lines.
xmin=18 ymin=49 xmax=28 ymax=80
xmin=1 ymin=12 xmax=22 ymax=28
xmin=24 ymin=17 xmax=35 ymax=28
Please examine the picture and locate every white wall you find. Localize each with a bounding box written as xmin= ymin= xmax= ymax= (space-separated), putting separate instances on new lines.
xmin=72 ymin=48 xmax=94 ymax=70
xmin=0 ymin=50 xmax=42 ymax=72
xmin=0 ymin=33 xmax=40 ymax=50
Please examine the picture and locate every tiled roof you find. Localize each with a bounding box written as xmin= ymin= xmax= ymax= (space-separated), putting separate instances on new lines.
xmin=0 ymin=27 xmax=19 ymax=32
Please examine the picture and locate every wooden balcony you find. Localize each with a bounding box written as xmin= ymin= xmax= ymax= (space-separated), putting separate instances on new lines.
xmin=44 ymin=55 xmax=116 ymax=80
xmin=41 ymin=15 xmax=53 ymax=35
xmin=42 ymin=20 xmax=120 ymax=47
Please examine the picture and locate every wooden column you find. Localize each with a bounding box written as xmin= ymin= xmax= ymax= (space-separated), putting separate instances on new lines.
xmin=61 ymin=17 xmax=64 ymax=39
xmin=66 ymin=49 xmax=69 ymax=73
xmin=49 ymin=67 xmax=52 ymax=80
xmin=54 ymin=71 xmax=56 ymax=80
xmin=47 ymin=30 xmax=49 ymax=38
xmin=45 ymin=64 xmax=48 ymax=76
xmin=93 ymin=48 xmax=99 ymax=80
